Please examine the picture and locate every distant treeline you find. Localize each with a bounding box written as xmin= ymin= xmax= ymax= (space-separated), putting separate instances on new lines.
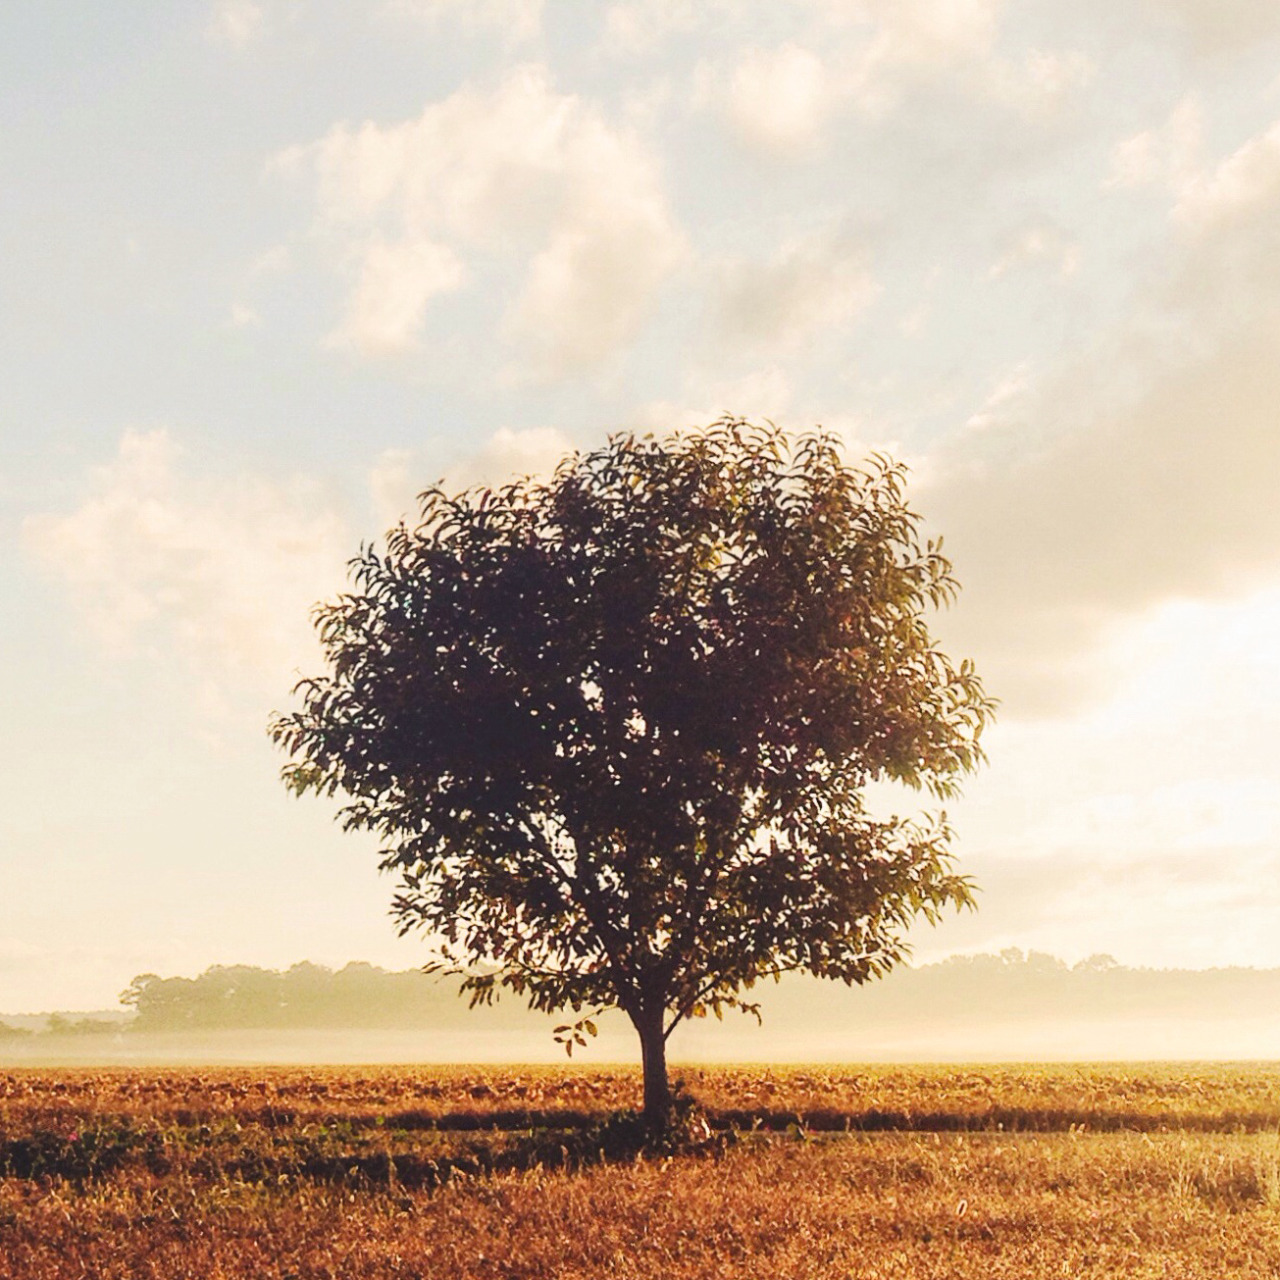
xmin=0 ymin=1013 xmax=123 ymax=1040
xmin=6 ymin=950 xmax=1280 ymax=1036
xmin=115 ymin=962 xmax=491 ymax=1033
xmin=791 ymin=949 xmax=1280 ymax=1030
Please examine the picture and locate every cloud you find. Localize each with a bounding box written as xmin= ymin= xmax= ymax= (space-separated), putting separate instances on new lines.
xmin=919 ymin=582 xmax=1280 ymax=967
xmin=1110 ymin=101 xmax=1280 ymax=246
xmin=980 ymin=47 xmax=1094 ymax=117
xmin=711 ymin=44 xmax=832 ymax=154
xmin=368 ymin=426 xmax=575 ymax=528
xmin=1173 ymin=116 xmax=1280 ymax=230
xmin=1140 ymin=0 xmax=1280 ymax=55
xmin=507 ymin=202 xmax=682 ymax=377
xmin=277 ymin=65 xmax=685 ymax=375
xmin=635 ymin=367 xmax=795 ymax=437
xmin=853 ymin=7 xmax=1093 ymax=118
xmin=849 ymin=0 xmax=1002 ymax=71
xmin=961 ymin=365 xmax=1033 ymax=433
xmin=987 ymin=225 xmax=1081 ymax=279
xmin=912 ymin=104 xmax=1280 ymax=719
xmin=1106 ymin=97 xmax=1203 ymax=191
xmin=710 ymin=227 xmax=879 ymax=353
xmin=693 ymin=2 xmax=1090 ymax=155
xmin=367 ymin=450 xmax=420 ymax=532
xmin=925 ymin=327 xmax=1280 ymax=715
xmin=25 ymin=427 xmax=588 ymax=724
xmin=206 ymin=0 xmax=265 ymax=46
xmin=609 ymin=0 xmax=1003 ymax=51
xmin=457 ymin=426 xmax=575 ymax=486
xmin=24 ymin=431 xmax=350 ymax=704
xmin=1152 ymin=114 xmax=1280 ymax=347
xmin=327 ymin=237 xmax=466 ymax=356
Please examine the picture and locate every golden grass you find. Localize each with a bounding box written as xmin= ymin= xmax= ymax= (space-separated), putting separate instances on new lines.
xmin=5 ymin=1133 xmax=1280 ymax=1278
xmin=4 ymin=1061 xmax=1280 ymax=1131
xmin=5 ymin=1065 xmax=1280 ymax=1278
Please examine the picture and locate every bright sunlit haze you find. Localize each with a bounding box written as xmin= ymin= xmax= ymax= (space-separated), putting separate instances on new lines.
xmin=4 ymin=0 xmax=1279 ymax=1017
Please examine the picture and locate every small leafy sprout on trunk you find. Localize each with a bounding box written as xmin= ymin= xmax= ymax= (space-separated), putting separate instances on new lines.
xmin=271 ymin=418 xmax=994 ymax=1140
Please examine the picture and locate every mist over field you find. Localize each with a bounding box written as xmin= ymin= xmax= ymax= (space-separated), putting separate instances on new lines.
xmin=8 ymin=951 xmax=1280 ymax=1066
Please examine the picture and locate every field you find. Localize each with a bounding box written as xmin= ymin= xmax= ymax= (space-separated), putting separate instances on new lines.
xmin=5 ymin=1064 xmax=1280 ymax=1277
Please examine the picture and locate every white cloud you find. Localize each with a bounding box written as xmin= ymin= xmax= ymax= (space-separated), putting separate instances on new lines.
xmin=716 ymin=44 xmax=831 ymax=154
xmin=824 ymin=0 xmax=1008 ymax=115
xmin=507 ymin=203 xmax=681 ymax=377
xmin=456 ymin=426 xmax=575 ymax=487
xmin=635 ymin=368 xmax=795 ymax=437
xmin=854 ymin=3 xmax=1098 ymax=121
xmin=1173 ymin=116 xmax=1280 ymax=230
xmin=1141 ymin=0 xmax=1280 ymax=55
xmin=0 ymin=937 xmax=43 ymax=966
xmin=981 ymin=48 xmax=1094 ymax=117
xmin=693 ymin=2 xmax=1088 ymax=153
xmin=1147 ymin=113 xmax=1280 ymax=331
xmin=711 ymin=228 xmax=879 ymax=353
xmin=24 ymin=431 xmax=350 ymax=702
xmin=206 ymin=0 xmax=265 ymax=46
xmin=25 ymin=427 xmax=587 ymax=720
xmin=692 ymin=44 xmax=860 ymax=154
xmin=327 ymin=237 xmax=466 ymax=356
xmin=1106 ymin=97 xmax=1203 ymax=191
xmin=1029 ymin=779 xmax=1280 ymax=861
xmin=961 ymin=365 xmax=1033 ymax=433
xmin=279 ymin=66 xmax=685 ymax=375
xmin=987 ymin=225 xmax=1081 ymax=279
xmin=854 ymin=0 xmax=1001 ymax=69
xmin=367 ymin=449 xmax=419 ymax=532
xmin=369 ymin=426 xmax=576 ymax=529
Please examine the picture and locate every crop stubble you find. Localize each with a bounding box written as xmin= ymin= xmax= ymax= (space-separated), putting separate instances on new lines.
xmin=3 ymin=1064 xmax=1280 ymax=1278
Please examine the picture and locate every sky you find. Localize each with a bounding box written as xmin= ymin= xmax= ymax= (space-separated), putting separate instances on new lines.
xmin=4 ymin=0 xmax=1280 ymax=1013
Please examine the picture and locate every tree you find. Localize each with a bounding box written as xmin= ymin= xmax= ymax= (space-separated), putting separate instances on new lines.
xmin=271 ymin=419 xmax=993 ymax=1133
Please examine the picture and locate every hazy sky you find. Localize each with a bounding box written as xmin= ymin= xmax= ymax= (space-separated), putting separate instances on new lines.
xmin=5 ymin=0 xmax=1280 ymax=1011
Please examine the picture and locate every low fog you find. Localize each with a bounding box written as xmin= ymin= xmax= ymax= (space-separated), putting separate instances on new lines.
xmin=7 ymin=952 xmax=1280 ymax=1066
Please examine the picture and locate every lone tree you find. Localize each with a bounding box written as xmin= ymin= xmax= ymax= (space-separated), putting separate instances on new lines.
xmin=271 ymin=420 xmax=992 ymax=1132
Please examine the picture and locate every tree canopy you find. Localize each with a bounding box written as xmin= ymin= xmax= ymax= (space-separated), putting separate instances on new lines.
xmin=271 ymin=419 xmax=993 ymax=1128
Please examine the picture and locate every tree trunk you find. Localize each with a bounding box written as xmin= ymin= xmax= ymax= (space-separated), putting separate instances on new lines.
xmin=634 ymin=1005 xmax=671 ymax=1138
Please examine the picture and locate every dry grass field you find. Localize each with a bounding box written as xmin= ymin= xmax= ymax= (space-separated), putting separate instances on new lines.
xmin=4 ymin=1064 xmax=1280 ymax=1278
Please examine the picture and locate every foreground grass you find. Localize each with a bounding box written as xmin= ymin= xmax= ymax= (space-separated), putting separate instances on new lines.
xmin=5 ymin=1065 xmax=1280 ymax=1278
xmin=5 ymin=1132 xmax=1280 ymax=1278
